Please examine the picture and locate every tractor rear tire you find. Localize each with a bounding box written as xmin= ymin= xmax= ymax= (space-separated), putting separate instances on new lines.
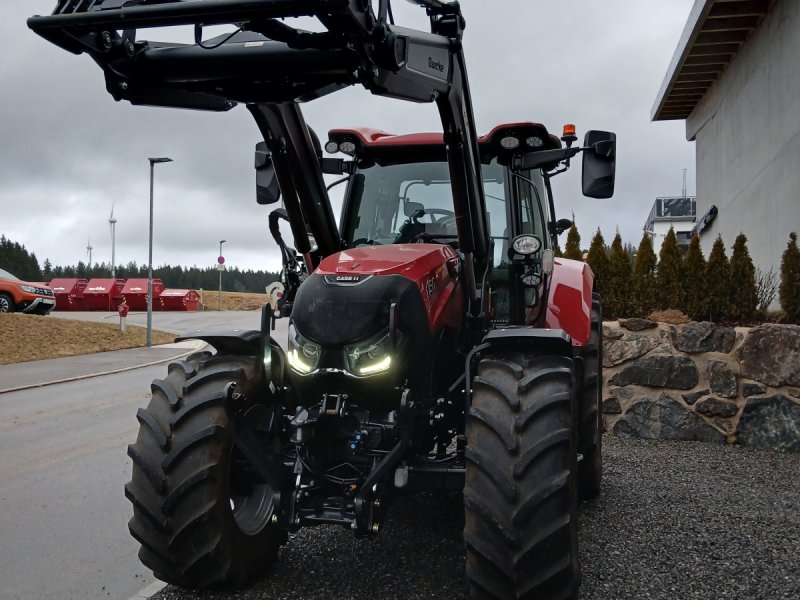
xmin=465 ymin=353 xmax=579 ymax=600
xmin=125 ymin=351 xmax=287 ymax=589
xmin=577 ymin=294 xmax=603 ymax=500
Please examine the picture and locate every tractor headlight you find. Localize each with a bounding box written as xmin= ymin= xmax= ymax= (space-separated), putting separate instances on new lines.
xmin=345 ymin=331 xmax=392 ymax=376
xmin=288 ymin=324 xmax=321 ymax=374
xmin=511 ymin=234 xmax=542 ymax=256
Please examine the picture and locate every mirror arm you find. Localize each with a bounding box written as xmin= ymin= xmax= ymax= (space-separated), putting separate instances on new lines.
xmin=513 ymin=146 xmax=582 ymax=171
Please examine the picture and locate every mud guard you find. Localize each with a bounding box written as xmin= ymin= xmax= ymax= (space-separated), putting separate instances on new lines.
xmin=478 ymin=328 xmax=573 ymax=357
xmin=545 ymin=258 xmax=594 ymax=348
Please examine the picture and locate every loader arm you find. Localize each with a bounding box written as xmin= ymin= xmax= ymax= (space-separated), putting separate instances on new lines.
xmin=28 ymin=0 xmax=490 ymax=304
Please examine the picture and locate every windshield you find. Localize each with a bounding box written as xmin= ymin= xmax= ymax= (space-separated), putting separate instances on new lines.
xmin=0 ymin=267 xmax=20 ymax=281
xmin=342 ymin=159 xmax=507 ymax=254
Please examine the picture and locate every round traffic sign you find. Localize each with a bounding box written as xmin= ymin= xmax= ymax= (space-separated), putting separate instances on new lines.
xmin=217 ymin=255 xmax=225 ymax=265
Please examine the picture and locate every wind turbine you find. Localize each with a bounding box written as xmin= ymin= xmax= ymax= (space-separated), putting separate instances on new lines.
xmin=86 ymin=236 xmax=93 ymax=271
xmin=109 ymin=203 xmax=118 ymax=277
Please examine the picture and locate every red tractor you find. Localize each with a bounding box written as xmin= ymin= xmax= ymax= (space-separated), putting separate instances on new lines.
xmin=29 ymin=2 xmax=615 ymax=598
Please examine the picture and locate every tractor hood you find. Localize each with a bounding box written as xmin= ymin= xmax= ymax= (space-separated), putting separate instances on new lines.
xmin=316 ymin=244 xmax=458 ymax=282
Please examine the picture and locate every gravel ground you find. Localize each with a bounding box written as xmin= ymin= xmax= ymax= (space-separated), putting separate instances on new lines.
xmin=153 ymin=436 xmax=800 ymax=600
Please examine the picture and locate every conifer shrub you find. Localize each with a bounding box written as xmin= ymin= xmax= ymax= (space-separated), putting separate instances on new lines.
xmin=729 ymin=233 xmax=758 ymax=321
xmin=632 ymin=231 xmax=657 ymax=317
xmin=563 ymin=223 xmax=583 ymax=261
xmin=586 ymin=228 xmax=610 ymax=298
xmin=706 ymin=235 xmax=732 ymax=321
xmin=655 ymin=226 xmax=684 ymax=311
xmin=779 ymin=232 xmax=800 ymax=322
xmin=605 ymin=232 xmax=633 ymax=318
xmin=681 ymin=235 xmax=708 ymax=320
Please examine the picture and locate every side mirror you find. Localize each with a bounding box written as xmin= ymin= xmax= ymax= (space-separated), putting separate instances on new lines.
xmin=553 ymin=218 xmax=573 ymax=235
xmin=582 ymin=130 xmax=616 ymax=199
xmin=255 ymin=142 xmax=281 ymax=205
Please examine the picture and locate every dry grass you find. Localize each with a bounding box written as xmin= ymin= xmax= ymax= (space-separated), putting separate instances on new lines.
xmin=646 ymin=309 xmax=690 ymax=325
xmin=197 ymin=291 xmax=271 ymax=311
xmin=0 ymin=313 xmax=175 ymax=365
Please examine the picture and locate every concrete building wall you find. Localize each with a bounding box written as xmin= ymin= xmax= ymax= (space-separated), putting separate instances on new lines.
xmin=686 ymin=0 xmax=800 ymax=279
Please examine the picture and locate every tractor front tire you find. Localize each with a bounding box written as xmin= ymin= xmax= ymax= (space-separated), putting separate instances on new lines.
xmin=465 ymin=354 xmax=579 ymax=600
xmin=125 ymin=352 xmax=287 ymax=589
xmin=577 ymin=293 xmax=603 ymax=499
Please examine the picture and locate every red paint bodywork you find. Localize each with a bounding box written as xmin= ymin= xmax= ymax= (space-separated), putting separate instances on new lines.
xmin=316 ymin=244 xmax=463 ymax=333
xmin=545 ymin=258 xmax=594 ymax=347
xmin=329 ymin=122 xmax=562 ymax=151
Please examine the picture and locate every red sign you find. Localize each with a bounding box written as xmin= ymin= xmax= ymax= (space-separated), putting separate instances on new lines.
xmin=217 ymin=256 xmax=225 ymax=265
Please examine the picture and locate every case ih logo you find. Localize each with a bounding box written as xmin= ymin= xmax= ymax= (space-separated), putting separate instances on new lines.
xmin=335 ymin=275 xmax=361 ymax=282
xmin=428 ymin=57 xmax=445 ymax=72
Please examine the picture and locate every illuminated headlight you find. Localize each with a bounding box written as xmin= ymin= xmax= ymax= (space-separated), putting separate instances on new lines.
xmin=324 ymin=141 xmax=339 ymax=154
xmin=526 ymin=136 xmax=544 ymax=148
xmin=345 ymin=331 xmax=392 ymax=376
xmin=339 ymin=141 xmax=356 ymax=155
xmin=499 ymin=136 xmax=520 ymax=150
xmin=20 ymin=285 xmax=36 ymax=293
xmin=288 ymin=324 xmax=320 ymax=374
xmin=511 ymin=234 xmax=542 ymax=255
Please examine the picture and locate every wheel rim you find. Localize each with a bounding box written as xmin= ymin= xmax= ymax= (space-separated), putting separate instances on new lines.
xmin=0 ymin=297 xmax=9 ymax=312
xmin=230 ymin=483 xmax=276 ymax=535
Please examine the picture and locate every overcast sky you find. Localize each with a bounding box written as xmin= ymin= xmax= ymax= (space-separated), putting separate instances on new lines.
xmin=1 ymin=1 xmax=695 ymax=274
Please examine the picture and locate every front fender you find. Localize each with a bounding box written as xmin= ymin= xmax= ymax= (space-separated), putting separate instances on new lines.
xmin=545 ymin=258 xmax=593 ymax=348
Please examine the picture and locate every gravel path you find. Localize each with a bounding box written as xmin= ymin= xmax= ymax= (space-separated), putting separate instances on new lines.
xmin=153 ymin=437 xmax=800 ymax=599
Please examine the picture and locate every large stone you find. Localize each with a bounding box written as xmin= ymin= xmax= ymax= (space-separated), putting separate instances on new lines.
xmin=609 ymin=354 xmax=699 ymax=389
xmin=603 ymin=325 xmax=624 ymax=341
xmin=618 ymin=318 xmax=657 ymax=332
xmin=612 ymin=393 xmax=725 ymax=443
xmin=707 ymin=360 xmax=737 ymax=398
xmin=610 ymin=386 xmax=634 ymax=400
xmin=681 ymin=389 xmax=710 ymax=406
xmin=602 ymin=397 xmax=622 ymax=414
xmin=736 ymin=395 xmax=800 ymax=452
xmin=742 ymin=382 xmax=767 ymax=397
xmin=695 ymin=397 xmax=739 ymax=419
xmin=670 ymin=322 xmax=736 ymax=353
xmin=603 ymin=333 xmax=662 ymax=367
xmin=737 ymin=324 xmax=800 ymax=387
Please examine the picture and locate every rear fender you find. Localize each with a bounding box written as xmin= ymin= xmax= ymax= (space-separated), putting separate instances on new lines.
xmin=545 ymin=258 xmax=594 ymax=348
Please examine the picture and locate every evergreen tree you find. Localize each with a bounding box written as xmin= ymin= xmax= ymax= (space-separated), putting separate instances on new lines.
xmin=681 ymin=235 xmax=707 ymax=320
xmin=655 ymin=226 xmax=684 ymax=310
xmin=586 ymin=228 xmax=610 ymax=298
xmin=729 ymin=233 xmax=758 ymax=322
xmin=706 ymin=235 xmax=732 ymax=322
xmin=779 ymin=232 xmax=800 ymax=322
xmin=632 ymin=232 xmax=657 ymax=317
xmin=563 ymin=223 xmax=583 ymax=261
xmin=605 ymin=232 xmax=633 ymax=318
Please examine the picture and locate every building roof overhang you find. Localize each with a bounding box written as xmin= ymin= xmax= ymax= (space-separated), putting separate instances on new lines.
xmin=651 ymin=0 xmax=771 ymax=122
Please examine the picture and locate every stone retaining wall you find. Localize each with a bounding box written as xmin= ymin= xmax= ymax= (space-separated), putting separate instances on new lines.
xmin=602 ymin=320 xmax=800 ymax=452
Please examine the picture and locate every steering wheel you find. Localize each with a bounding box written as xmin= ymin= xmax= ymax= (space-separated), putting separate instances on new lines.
xmin=351 ymin=238 xmax=381 ymax=247
xmin=421 ymin=208 xmax=455 ymax=222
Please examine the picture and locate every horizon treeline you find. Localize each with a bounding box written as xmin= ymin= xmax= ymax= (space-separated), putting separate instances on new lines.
xmin=0 ymin=235 xmax=280 ymax=293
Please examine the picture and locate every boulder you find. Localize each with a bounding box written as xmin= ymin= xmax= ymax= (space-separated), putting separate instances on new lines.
xmin=618 ymin=318 xmax=657 ymax=332
xmin=736 ymin=394 xmax=800 ymax=452
xmin=609 ymin=354 xmax=699 ymax=389
xmin=670 ymin=322 xmax=735 ymax=353
xmin=610 ymin=386 xmax=634 ymax=400
xmin=603 ymin=333 xmax=661 ymax=368
xmin=612 ymin=393 xmax=725 ymax=443
xmin=737 ymin=324 xmax=800 ymax=387
xmin=602 ymin=397 xmax=622 ymax=414
xmin=603 ymin=325 xmax=624 ymax=341
xmin=742 ymin=382 xmax=767 ymax=397
xmin=695 ymin=397 xmax=739 ymax=419
xmin=681 ymin=389 xmax=710 ymax=406
xmin=707 ymin=360 xmax=737 ymax=398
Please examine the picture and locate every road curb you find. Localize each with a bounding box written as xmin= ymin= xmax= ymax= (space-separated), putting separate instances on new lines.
xmin=0 ymin=340 xmax=208 ymax=394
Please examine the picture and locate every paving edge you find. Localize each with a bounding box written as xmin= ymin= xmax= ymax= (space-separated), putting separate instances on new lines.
xmin=0 ymin=340 xmax=208 ymax=394
xmin=126 ymin=581 xmax=167 ymax=600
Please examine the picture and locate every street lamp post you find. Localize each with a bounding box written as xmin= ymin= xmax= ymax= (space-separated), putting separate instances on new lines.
xmin=147 ymin=157 xmax=173 ymax=347
xmin=218 ymin=239 xmax=226 ymax=311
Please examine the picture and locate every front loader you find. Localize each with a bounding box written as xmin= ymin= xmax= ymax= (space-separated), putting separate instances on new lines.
xmin=28 ymin=1 xmax=615 ymax=598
